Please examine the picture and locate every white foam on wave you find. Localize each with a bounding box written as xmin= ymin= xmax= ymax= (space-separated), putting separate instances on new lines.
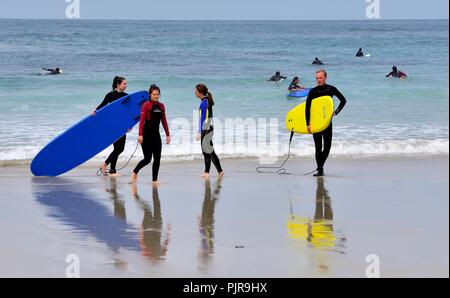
xmin=1 ymin=138 xmax=448 ymax=166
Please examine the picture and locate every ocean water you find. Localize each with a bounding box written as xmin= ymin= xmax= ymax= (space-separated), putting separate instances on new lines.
xmin=0 ymin=19 xmax=448 ymax=165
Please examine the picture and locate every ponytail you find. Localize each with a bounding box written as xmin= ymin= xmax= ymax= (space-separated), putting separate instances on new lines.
xmin=196 ymin=83 xmax=214 ymax=107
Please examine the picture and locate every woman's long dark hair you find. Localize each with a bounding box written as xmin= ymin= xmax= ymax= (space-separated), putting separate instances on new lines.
xmin=112 ymin=76 xmax=126 ymax=90
xmin=195 ymin=84 xmax=214 ymax=107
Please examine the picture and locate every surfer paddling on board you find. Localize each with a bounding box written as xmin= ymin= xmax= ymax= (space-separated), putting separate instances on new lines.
xmin=356 ymin=48 xmax=364 ymax=57
xmin=312 ymin=58 xmax=324 ymax=65
xmin=288 ymin=77 xmax=306 ymax=91
xmin=268 ymin=71 xmax=287 ymax=82
xmin=305 ymin=70 xmax=347 ymax=177
xmin=91 ymin=76 xmax=128 ymax=177
xmin=42 ymin=68 xmax=63 ymax=75
xmin=386 ymin=66 xmax=408 ymax=79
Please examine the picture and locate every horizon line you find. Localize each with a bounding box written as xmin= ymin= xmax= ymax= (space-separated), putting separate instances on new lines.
xmin=0 ymin=17 xmax=448 ymax=21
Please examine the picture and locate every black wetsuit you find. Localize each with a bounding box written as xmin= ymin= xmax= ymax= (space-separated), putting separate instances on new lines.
xmin=312 ymin=59 xmax=324 ymax=65
xmin=288 ymin=82 xmax=301 ymax=91
xmin=199 ymin=100 xmax=223 ymax=174
xmin=133 ymin=102 xmax=167 ymax=181
xmin=386 ymin=70 xmax=407 ymax=78
xmin=305 ymin=84 xmax=346 ymax=174
xmin=356 ymin=50 xmax=364 ymax=57
xmin=269 ymin=75 xmax=287 ymax=82
xmin=96 ymin=90 xmax=128 ymax=174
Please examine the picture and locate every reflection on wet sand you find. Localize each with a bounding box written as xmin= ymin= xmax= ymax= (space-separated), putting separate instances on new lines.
xmin=131 ymin=184 xmax=171 ymax=262
xmin=288 ymin=177 xmax=345 ymax=251
xmin=198 ymin=178 xmax=222 ymax=269
xmin=104 ymin=178 xmax=126 ymax=222
xmin=32 ymin=177 xmax=140 ymax=254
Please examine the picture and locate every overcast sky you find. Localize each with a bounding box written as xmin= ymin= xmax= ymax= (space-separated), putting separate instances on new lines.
xmin=0 ymin=0 xmax=448 ymax=20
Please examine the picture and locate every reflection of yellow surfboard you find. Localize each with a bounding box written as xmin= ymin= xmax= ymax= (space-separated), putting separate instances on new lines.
xmin=285 ymin=96 xmax=334 ymax=134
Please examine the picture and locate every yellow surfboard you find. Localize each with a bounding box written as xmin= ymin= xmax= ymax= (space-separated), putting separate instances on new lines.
xmin=285 ymin=96 xmax=334 ymax=134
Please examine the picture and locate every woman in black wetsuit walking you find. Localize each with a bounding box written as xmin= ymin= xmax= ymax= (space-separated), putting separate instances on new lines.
xmin=92 ymin=76 xmax=128 ymax=177
xmin=131 ymin=84 xmax=170 ymax=185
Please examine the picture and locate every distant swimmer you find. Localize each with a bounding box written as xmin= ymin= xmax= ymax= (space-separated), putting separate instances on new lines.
xmin=288 ymin=77 xmax=306 ymax=91
xmin=268 ymin=71 xmax=287 ymax=82
xmin=356 ymin=48 xmax=364 ymax=57
xmin=312 ymin=58 xmax=324 ymax=65
xmin=386 ymin=66 xmax=408 ymax=79
xmin=42 ymin=68 xmax=63 ymax=75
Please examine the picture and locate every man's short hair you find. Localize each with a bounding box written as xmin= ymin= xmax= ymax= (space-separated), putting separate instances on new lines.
xmin=316 ymin=69 xmax=328 ymax=77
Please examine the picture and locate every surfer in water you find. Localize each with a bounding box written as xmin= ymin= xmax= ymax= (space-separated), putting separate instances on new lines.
xmin=306 ymin=70 xmax=347 ymax=177
xmin=268 ymin=71 xmax=287 ymax=82
xmin=195 ymin=84 xmax=224 ymax=179
xmin=42 ymin=68 xmax=63 ymax=75
xmin=92 ymin=76 xmax=128 ymax=177
xmin=312 ymin=58 xmax=324 ymax=65
xmin=288 ymin=77 xmax=306 ymax=91
xmin=356 ymin=48 xmax=364 ymax=57
xmin=131 ymin=84 xmax=170 ymax=185
xmin=386 ymin=66 xmax=408 ymax=79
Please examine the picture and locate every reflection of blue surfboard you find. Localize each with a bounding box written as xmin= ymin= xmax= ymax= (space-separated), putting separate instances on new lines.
xmin=287 ymin=88 xmax=311 ymax=98
xmin=31 ymin=91 xmax=149 ymax=177
xmin=32 ymin=178 xmax=140 ymax=252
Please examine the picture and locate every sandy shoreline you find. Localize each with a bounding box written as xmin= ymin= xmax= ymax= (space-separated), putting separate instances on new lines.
xmin=0 ymin=156 xmax=448 ymax=277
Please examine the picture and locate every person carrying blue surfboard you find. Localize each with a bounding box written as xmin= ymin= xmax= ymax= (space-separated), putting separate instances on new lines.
xmin=306 ymin=70 xmax=346 ymax=177
xmin=92 ymin=76 xmax=128 ymax=176
xmin=131 ymin=84 xmax=170 ymax=185
xmin=195 ymin=84 xmax=224 ymax=179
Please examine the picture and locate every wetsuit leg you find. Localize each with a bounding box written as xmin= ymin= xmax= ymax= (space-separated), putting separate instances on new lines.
xmin=105 ymin=135 xmax=126 ymax=174
xmin=321 ymin=123 xmax=333 ymax=170
xmin=313 ymin=132 xmax=323 ymax=172
xmin=151 ymin=136 xmax=162 ymax=181
xmin=313 ymin=123 xmax=333 ymax=173
xmin=201 ymin=131 xmax=212 ymax=173
xmin=201 ymin=129 xmax=223 ymax=174
xmin=133 ymin=134 xmax=152 ymax=174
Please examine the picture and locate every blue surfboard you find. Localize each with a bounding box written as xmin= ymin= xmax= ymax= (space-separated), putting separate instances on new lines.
xmin=287 ymin=88 xmax=311 ymax=98
xmin=30 ymin=91 xmax=149 ymax=177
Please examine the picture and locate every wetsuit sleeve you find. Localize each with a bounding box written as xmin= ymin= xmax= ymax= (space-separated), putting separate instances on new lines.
xmin=96 ymin=93 xmax=110 ymax=111
xmin=161 ymin=104 xmax=170 ymax=136
xmin=386 ymin=72 xmax=393 ymax=77
xmin=305 ymin=93 xmax=313 ymax=126
xmin=198 ymin=101 xmax=208 ymax=133
xmin=138 ymin=102 xmax=148 ymax=137
xmin=332 ymin=86 xmax=347 ymax=115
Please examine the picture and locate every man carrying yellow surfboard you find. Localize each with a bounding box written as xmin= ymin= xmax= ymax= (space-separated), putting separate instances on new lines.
xmin=306 ymin=70 xmax=347 ymax=177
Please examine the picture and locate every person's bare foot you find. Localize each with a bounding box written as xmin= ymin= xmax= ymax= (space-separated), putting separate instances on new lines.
xmin=108 ymin=173 xmax=120 ymax=177
xmin=201 ymin=172 xmax=210 ymax=179
xmin=218 ymin=171 xmax=225 ymax=178
xmin=101 ymin=163 xmax=107 ymax=175
xmin=130 ymin=172 xmax=137 ymax=184
xmin=152 ymin=180 xmax=162 ymax=186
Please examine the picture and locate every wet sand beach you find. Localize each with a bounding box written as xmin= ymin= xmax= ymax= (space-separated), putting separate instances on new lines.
xmin=0 ymin=157 xmax=448 ymax=277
